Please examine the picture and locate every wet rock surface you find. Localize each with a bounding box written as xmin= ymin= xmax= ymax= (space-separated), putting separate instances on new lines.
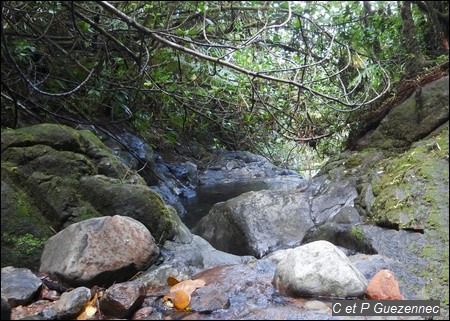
xmin=192 ymin=177 xmax=358 ymax=258
xmin=273 ymin=241 xmax=367 ymax=299
xmin=39 ymin=215 xmax=160 ymax=288
xmin=1 ymin=76 xmax=448 ymax=320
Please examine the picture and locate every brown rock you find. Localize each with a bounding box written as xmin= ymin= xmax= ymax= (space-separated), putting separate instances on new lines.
xmin=365 ymin=269 xmax=405 ymax=300
xmin=99 ymin=281 xmax=146 ymax=319
xmin=39 ymin=215 xmax=160 ymax=287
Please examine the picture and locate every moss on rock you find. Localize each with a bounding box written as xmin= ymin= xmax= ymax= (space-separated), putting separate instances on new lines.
xmin=1 ymin=175 xmax=54 ymax=271
xmin=1 ymin=124 xmax=176 ymax=271
xmin=369 ymin=128 xmax=449 ymax=318
xmin=79 ymin=175 xmax=175 ymax=245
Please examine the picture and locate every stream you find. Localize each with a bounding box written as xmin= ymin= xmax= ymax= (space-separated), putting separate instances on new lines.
xmin=180 ymin=177 xmax=305 ymax=229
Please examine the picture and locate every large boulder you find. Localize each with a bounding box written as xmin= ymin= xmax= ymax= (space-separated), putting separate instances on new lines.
xmin=360 ymin=76 xmax=449 ymax=151
xmin=192 ymin=178 xmax=357 ymax=258
xmin=273 ymin=240 xmax=367 ymax=298
xmin=39 ymin=215 xmax=159 ymax=287
xmin=1 ymin=124 xmax=176 ymax=270
xmin=192 ymin=189 xmax=314 ymax=258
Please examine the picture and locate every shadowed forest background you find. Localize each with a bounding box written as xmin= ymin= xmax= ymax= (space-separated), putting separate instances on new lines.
xmin=1 ymin=2 xmax=449 ymax=320
xmin=1 ymin=1 xmax=448 ymax=176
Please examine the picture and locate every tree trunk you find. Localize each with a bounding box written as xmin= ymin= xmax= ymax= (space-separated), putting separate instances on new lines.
xmin=363 ymin=1 xmax=382 ymax=55
xmin=400 ymin=1 xmax=425 ymax=77
xmin=423 ymin=1 xmax=449 ymax=55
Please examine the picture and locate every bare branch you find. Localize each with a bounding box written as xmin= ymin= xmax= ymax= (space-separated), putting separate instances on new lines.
xmin=97 ymin=1 xmax=390 ymax=109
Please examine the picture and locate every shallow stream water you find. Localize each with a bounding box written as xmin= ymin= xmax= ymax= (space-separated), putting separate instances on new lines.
xmin=180 ymin=178 xmax=304 ymax=229
xmin=180 ymin=180 xmax=268 ymax=229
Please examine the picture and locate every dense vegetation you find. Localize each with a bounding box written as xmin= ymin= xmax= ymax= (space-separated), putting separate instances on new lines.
xmin=1 ymin=1 xmax=448 ymax=175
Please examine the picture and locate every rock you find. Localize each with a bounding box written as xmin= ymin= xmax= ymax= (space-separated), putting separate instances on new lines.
xmin=131 ymin=306 xmax=154 ymax=320
xmin=52 ymin=287 xmax=92 ymax=319
xmin=99 ymin=281 xmax=146 ymax=319
xmin=332 ymin=206 xmax=362 ymax=224
xmin=273 ymin=240 xmax=367 ymax=298
xmin=79 ymin=175 xmax=176 ymax=243
xmin=193 ymin=178 xmax=357 ymax=258
xmin=1 ymin=124 xmax=175 ymax=271
xmin=166 ymin=205 xmax=193 ymax=244
xmin=1 ymin=266 xmax=42 ymax=307
xmin=39 ymin=215 xmax=160 ymax=287
xmin=1 ymin=181 xmax=52 ymax=271
xmin=192 ymin=189 xmax=314 ymax=258
xmin=357 ymin=75 xmax=449 ymax=150
xmin=304 ymin=300 xmax=331 ymax=313
xmin=303 ymin=223 xmax=376 ymax=254
xmin=138 ymin=235 xmax=254 ymax=287
xmin=349 ymin=253 xmax=422 ymax=300
xmin=10 ymin=299 xmax=56 ymax=320
xmin=198 ymin=150 xmax=301 ymax=186
xmin=365 ymin=269 xmax=405 ymax=300
xmin=190 ymin=260 xmax=277 ymax=314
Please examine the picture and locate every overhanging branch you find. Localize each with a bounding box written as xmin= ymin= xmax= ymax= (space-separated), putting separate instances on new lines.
xmin=97 ymin=1 xmax=390 ymax=109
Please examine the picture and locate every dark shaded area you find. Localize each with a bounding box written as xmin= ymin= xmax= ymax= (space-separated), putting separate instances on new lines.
xmin=181 ymin=180 xmax=269 ymax=229
xmin=347 ymin=61 xmax=449 ymax=150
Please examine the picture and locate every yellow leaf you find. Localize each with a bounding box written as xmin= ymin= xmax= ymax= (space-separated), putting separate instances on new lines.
xmin=85 ymin=306 xmax=97 ymax=317
xmin=164 ymin=290 xmax=191 ymax=310
xmin=76 ymin=290 xmax=98 ymax=320
xmin=170 ymin=278 xmax=206 ymax=295
xmin=191 ymin=279 xmax=206 ymax=288
xmin=167 ymin=276 xmax=180 ymax=286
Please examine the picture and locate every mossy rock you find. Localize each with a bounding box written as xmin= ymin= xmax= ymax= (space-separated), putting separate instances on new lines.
xmin=367 ymin=76 xmax=449 ymax=151
xmin=303 ymin=223 xmax=376 ymax=254
xmin=1 ymin=124 xmax=176 ymax=271
xmin=79 ymin=175 xmax=175 ymax=244
xmin=1 ymin=179 xmax=53 ymax=271
xmin=369 ymin=128 xmax=449 ymax=318
xmin=1 ymin=123 xmax=85 ymax=153
xmin=371 ymin=128 xmax=448 ymax=229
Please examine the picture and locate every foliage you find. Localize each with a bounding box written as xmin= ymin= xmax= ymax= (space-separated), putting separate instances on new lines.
xmin=1 ymin=1 xmax=448 ymax=168
xmin=163 ymin=276 xmax=206 ymax=311
xmin=2 ymin=232 xmax=46 ymax=256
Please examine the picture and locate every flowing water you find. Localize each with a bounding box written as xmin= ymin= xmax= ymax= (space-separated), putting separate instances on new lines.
xmin=180 ymin=178 xmax=305 ymax=229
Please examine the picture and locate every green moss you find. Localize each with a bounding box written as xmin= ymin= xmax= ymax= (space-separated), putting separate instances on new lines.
xmin=350 ymin=225 xmax=365 ymax=241
xmin=1 ymin=161 xmax=19 ymax=173
xmin=2 ymin=233 xmax=46 ymax=256
xmin=1 ymin=181 xmax=53 ymax=270
xmin=344 ymin=153 xmax=363 ymax=168
xmin=78 ymin=175 xmax=175 ymax=245
xmin=2 ymin=123 xmax=83 ymax=153
xmin=79 ymin=130 xmax=113 ymax=156
xmin=370 ymin=129 xmax=448 ymax=228
xmin=370 ymin=128 xmax=449 ymax=319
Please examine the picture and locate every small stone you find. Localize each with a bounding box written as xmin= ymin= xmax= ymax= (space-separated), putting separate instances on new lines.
xmin=365 ymin=269 xmax=405 ymax=300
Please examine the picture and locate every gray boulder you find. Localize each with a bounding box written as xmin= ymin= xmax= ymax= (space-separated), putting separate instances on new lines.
xmin=193 ymin=178 xmax=357 ymax=258
xmin=39 ymin=215 xmax=159 ymax=287
xmin=1 ymin=266 xmax=42 ymax=308
xmin=192 ymin=189 xmax=314 ymax=258
xmin=52 ymin=286 xmax=92 ymax=319
xmin=273 ymin=240 xmax=367 ymax=298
